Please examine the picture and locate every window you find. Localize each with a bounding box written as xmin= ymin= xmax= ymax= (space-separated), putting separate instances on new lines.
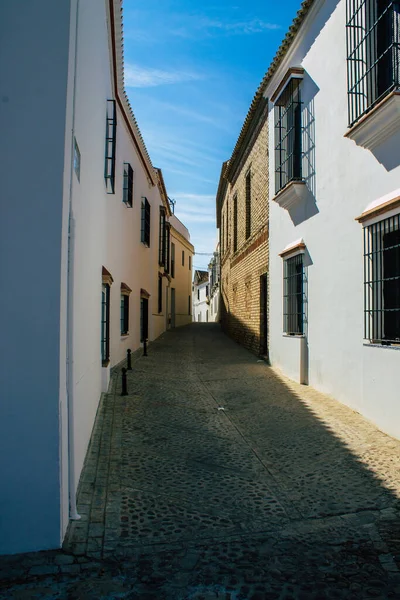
xmin=140 ymin=297 xmax=149 ymax=342
xmin=101 ymin=267 xmax=113 ymax=365
xmin=346 ymin=0 xmax=400 ymax=125
xmin=141 ymin=198 xmax=151 ymax=246
xmin=206 ymin=285 xmax=209 ymax=297
xmin=101 ymin=284 xmax=110 ymax=363
xmin=165 ymin=223 xmax=170 ymax=274
xmin=159 ymin=208 xmax=166 ymax=266
xmin=283 ymin=254 xmax=305 ymax=335
xmin=123 ymin=163 xmax=133 ymax=207
xmin=120 ymin=295 xmax=129 ymax=334
xmin=158 ymin=274 xmax=163 ymax=313
xmin=189 ymin=255 xmax=192 ymax=270
xmin=120 ymin=283 xmax=131 ymax=335
xmin=275 ymin=79 xmax=302 ymax=194
xmin=171 ymin=243 xmax=175 ymax=278
xmin=182 ymin=250 xmax=185 ymax=266
xmin=245 ymin=170 xmax=251 ymax=239
xmin=104 ymin=99 xmax=116 ymax=194
xmin=74 ymin=138 xmax=80 ymax=181
xmin=197 ymin=289 xmax=200 ymax=300
xmin=188 ymin=295 xmax=191 ymax=315
xmin=363 ymin=214 xmax=400 ymax=343
xmin=233 ymin=194 xmax=238 ymax=252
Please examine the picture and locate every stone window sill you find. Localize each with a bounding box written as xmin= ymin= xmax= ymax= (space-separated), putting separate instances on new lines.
xmin=273 ymin=180 xmax=308 ymax=210
xmin=345 ymin=91 xmax=400 ymax=151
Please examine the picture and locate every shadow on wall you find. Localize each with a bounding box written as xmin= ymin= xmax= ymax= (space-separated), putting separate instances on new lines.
xmin=371 ymin=129 xmax=400 ymax=171
xmin=219 ymin=293 xmax=264 ymax=358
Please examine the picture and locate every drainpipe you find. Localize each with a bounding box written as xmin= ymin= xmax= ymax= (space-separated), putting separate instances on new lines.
xmin=66 ymin=0 xmax=81 ymax=522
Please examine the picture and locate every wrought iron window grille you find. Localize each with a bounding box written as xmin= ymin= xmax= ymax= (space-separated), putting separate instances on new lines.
xmin=159 ymin=207 xmax=166 ymax=266
xmin=158 ymin=275 xmax=163 ymax=313
xmin=120 ymin=294 xmax=129 ymax=335
xmin=104 ymin=99 xmax=117 ymax=194
xmin=141 ymin=197 xmax=151 ymax=246
xmin=123 ymin=163 xmax=133 ymax=207
xmin=101 ymin=284 xmax=110 ymax=363
xmin=274 ymin=79 xmax=303 ymax=195
xmin=346 ymin=0 xmax=400 ymax=126
xmin=363 ymin=213 xmax=400 ymax=343
xmin=283 ymin=254 xmax=307 ymax=335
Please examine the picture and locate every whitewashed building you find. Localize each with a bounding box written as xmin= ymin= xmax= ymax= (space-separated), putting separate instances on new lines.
xmin=0 ymin=0 xmax=192 ymax=555
xmin=193 ymin=270 xmax=210 ymax=322
xmin=208 ymin=246 xmax=220 ymax=323
xmin=257 ymin=0 xmax=400 ymax=439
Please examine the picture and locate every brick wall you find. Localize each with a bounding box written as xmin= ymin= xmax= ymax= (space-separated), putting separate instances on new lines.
xmin=219 ymin=114 xmax=269 ymax=356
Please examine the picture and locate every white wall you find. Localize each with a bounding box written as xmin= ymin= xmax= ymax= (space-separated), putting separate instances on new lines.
xmin=193 ymin=282 xmax=209 ymax=322
xmin=267 ymin=0 xmax=400 ymax=438
xmin=0 ymin=0 xmax=71 ymax=554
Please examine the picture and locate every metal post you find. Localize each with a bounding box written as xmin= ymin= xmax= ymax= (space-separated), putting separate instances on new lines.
xmin=121 ymin=367 xmax=128 ymax=396
xmin=143 ymin=338 xmax=148 ymax=357
xmin=127 ymin=348 xmax=132 ymax=370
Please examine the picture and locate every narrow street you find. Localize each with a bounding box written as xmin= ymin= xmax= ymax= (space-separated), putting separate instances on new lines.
xmin=2 ymin=323 xmax=400 ymax=599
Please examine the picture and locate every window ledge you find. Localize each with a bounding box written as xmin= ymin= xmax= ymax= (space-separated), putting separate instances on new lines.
xmin=345 ymin=91 xmax=400 ymax=150
xmin=273 ymin=180 xmax=308 ymax=210
xmin=283 ymin=333 xmax=305 ymax=338
xmin=363 ymin=342 xmax=400 ymax=351
xmin=102 ymin=359 xmax=110 ymax=367
xmin=121 ymin=333 xmax=129 ymax=338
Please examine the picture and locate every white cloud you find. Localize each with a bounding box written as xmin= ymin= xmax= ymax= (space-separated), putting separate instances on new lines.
xmin=124 ymin=64 xmax=203 ymax=88
xmin=171 ymin=16 xmax=281 ymax=38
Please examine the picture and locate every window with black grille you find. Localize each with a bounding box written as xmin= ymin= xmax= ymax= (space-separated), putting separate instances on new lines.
xmin=101 ymin=284 xmax=110 ymax=363
xmin=171 ymin=243 xmax=175 ymax=278
xmin=233 ymin=194 xmax=238 ymax=252
xmin=123 ymin=163 xmax=133 ymax=207
xmin=275 ymin=79 xmax=302 ymax=194
xmin=346 ymin=0 xmax=400 ymax=126
xmin=159 ymin=207 xmax=166 ymax=266
xmin=158 ymin=275 xmax=163 ymax=313
xmin=141 ymin=198 xmax=150 ymax=246
xmin=165 ymin=223 xmax=170 ymax=274
xmin=120 ymin=294 xmax=129 ymax=334
xmin=283 ymin=254 xmax=305 ymax=335
xmin=363 ymin=214 xmax=400 ymax=343
xmin=245 ymin=171 xmax=251 ymax=239
xmin=140 ymin=297 xmax=149 ymax=342
xmin=104 ymin=99 xmax=117 ymax=194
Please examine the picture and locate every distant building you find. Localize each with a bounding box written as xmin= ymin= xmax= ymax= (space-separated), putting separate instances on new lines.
xmin=207 ymin=245 xmax=220 ymax=322
xmin=170 ymin=215 xmax=194 ymax=327
xmin=192 ymin=270 xmax=210 ymax=322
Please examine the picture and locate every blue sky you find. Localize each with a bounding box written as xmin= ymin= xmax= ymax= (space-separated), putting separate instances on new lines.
xmin=123 ymin=0 xmax=302 ymax=269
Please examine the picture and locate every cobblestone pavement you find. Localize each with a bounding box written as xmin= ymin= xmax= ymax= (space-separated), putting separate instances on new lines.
xmin=2 ymin=323 xmax=400 ymax=599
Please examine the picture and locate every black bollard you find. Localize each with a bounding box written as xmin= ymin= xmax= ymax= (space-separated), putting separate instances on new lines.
xmin=121 ymin=367 xmax=128 ymax=396
xmin=143 ymin=338 xmax=148 ymax=357
xmin=127 ymin=348 xmax=132 ymax=370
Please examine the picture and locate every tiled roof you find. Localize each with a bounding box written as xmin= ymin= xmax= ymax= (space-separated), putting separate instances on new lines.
xmin=194 ymin=270 xmax=209 ymax=285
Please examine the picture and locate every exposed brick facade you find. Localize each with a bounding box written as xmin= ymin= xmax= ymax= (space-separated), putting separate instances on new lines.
xmin=217 ymin=110 xmax=269 ymax=356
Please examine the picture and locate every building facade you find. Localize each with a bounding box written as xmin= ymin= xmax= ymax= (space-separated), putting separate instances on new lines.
xmin=0 ymin=0 xmax=192 ymax=555
xmin=192 ymin=270 xmax=210 ymax=322
xmin=216 ymin=100 xmax=269 ymax=356
xmin=260 ymin=0 xmax=400 ymax=439
xmin=170 ymin=215 xmax=194 ymax=327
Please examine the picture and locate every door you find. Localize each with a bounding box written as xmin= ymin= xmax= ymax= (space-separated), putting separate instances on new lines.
xmin=171 ymin=288 xmax=176 ymax=328
xmin=260 ymin=273 xmax=269 ymax=360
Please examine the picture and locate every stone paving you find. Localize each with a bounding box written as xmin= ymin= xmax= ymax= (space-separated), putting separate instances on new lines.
xmin=1 ymin=323 xmax=400 ymax=598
